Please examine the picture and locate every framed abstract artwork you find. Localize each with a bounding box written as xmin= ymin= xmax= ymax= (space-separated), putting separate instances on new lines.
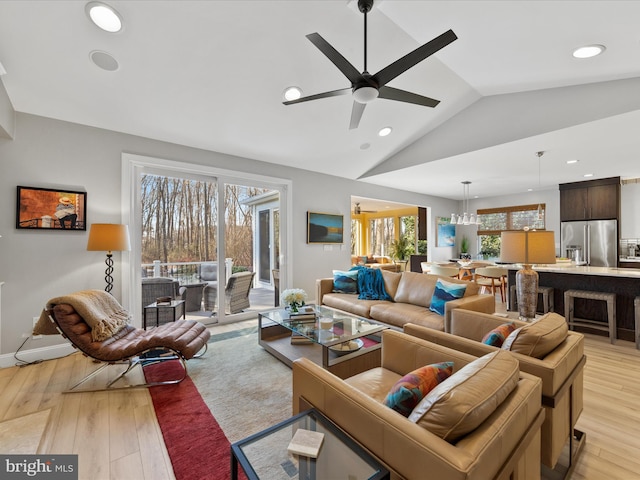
xmin=16 ymin=186 xmax=87 ymax=230
xmin=307 ymin=211 xmax=344 ymax=244
xmin=436 ymin=217 xmax=455 ymax=247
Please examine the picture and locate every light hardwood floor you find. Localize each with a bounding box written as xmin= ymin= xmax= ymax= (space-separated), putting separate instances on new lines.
xmin=1 ymin=311 xmax=639 ymax=479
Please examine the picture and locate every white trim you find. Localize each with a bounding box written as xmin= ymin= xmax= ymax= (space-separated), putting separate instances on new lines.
xmin=121 ymin=152 xmax=292 ymax=323
xmin=0 ymin=342 xmax=75 ymax=369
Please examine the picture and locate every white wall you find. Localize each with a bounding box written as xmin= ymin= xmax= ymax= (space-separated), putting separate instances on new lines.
xmin=621 ymin=182 xmax=640 ymax=238
xmin=0 ymin=112 xmax=458 ymax=356
xmin=0 ymin=79 xmax=14 ymax=139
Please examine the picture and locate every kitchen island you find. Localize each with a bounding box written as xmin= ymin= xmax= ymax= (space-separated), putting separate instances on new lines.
xmin=506 ymin=264 xmax=640 ymax=342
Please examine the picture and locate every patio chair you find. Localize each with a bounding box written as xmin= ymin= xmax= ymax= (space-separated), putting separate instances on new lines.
xmin=199 ymin=262 xmax=218 ymax=286
xmin=39 ymin=289 xmax=210 ymax=392
xmin=141 ymin=277 xmax=187 ymax=325
xmin=204 ymin=271 xmax=256 ymax=314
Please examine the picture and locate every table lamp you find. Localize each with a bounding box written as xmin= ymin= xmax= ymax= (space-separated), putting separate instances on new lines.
xmin=500 ymin=229 xmax=555 ymax=320
xmin=87 ymin=223 xmax=131 ymax=293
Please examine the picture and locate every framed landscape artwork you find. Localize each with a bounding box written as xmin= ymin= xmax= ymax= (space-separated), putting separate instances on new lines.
xmin=307 ymin=212 xmax=344 ymax=244
xmin=436 ymin=217 xmax=455 ymax=247
xmin=16 ymin=186 xmax=87 ymax=231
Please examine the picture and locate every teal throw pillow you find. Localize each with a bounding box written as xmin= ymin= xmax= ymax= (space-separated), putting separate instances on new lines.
xmin=482 ymin=322 xmax=516 ymax=347
xmin=429 ymin=279 xmax=467 ymax=316
xmin=383 ymin=362 xmax=454 ymax=417
xmin=332 ymin=270 xmax=359 ymax=294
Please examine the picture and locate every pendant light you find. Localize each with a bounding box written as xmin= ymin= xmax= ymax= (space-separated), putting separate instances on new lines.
xmin=450 ymin=181 xmax=480 ymax=226
xmin=536 ymin=151 xmax=544 ymax=222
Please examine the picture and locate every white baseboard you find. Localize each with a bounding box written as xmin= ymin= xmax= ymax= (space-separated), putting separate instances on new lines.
xmin=0 ymin=342 xmax=76 ymax=369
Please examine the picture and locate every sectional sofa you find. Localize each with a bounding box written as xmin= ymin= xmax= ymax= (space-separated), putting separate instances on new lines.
xmin=316 ymin=270 xmax=495 ymax=331
xmin=404 ymin=309 xmax=585 ymax=471
xmin=293 ymin=330 xmax=545 ymax=480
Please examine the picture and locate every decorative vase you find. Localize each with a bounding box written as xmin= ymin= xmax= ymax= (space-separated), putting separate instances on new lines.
xmin=516 ymin=264 xmax=539 ymax=320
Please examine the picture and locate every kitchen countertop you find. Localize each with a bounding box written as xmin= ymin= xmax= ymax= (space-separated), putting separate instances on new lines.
xmin=506 ymin=264 xmax=640 ymax=278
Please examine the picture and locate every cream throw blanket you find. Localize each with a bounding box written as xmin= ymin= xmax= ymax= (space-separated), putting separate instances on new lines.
xmin=39 ymin=289 xmax=131 ymax=341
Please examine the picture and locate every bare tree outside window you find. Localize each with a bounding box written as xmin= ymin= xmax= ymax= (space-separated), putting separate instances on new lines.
xmin=141 ymin=174 xmax=272 ymax=271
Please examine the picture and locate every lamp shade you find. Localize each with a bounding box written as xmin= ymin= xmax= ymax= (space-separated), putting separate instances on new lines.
xmin=500 ymin=230 xmax=555 ymax=265
xmin=87 ymin=224 xmax=131 ymax=252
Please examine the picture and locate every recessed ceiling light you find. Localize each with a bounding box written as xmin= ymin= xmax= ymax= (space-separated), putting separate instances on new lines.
xmin=566 ymin=159 xmax=579 ymax=164
xmin=86 ymin=2 xmax=123 ymax=33
xmin=283 ymin=86 xmax=302 ymax=102
xmin=90 ymin=50 xmax=119 ymax=71
xmin=572 ymin=44 xmax=605 ymax=59
xmin=527 ymin=188 xmax=533 ymax=192
xmin=378 ymin=126 xmax=392 ymax=137
xmin=583 ymin=173 xmax=594 ymax=178
xmin=360 ymin=143 xmax=371 ymax=150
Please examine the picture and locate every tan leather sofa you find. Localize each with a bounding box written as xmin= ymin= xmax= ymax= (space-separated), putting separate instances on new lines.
xmin=404 ymin=310 xmax=585 ymax=471
xmin=351 ymin=255 xmax=400 ymax=271
xmin=293 ymin=330 xmax=544 ymax=480
xmin=317 ymin=271 xmax=495 ymax=331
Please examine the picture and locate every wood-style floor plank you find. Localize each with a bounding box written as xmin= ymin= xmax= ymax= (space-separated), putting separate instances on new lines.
xmin=1 ymin=317 xmax=640 ymax=479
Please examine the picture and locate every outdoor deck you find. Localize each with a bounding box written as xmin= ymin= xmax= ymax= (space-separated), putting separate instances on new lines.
xmin=185 ymin=285 xmax=276 ymax=322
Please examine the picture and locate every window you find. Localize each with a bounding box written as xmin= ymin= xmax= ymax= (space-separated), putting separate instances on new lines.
xmin=399 ymin=215 xmax=419 ymax=256
xmin=351 ymin=218 xmax=360 ymax=255
xmin=369 ymin=217 xmax=395 ymax=256
xmin=477 ymin=204 xmax=546 ymax=259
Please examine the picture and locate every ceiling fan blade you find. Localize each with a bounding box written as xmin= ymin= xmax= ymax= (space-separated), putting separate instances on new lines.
xmin=306 ymin=33 xmax=363 ymax=85
xmin=283 ymin=88 xmax=351 ymax=105
xmin=349 ymin=101 xmax=366 ymax=130
xmin=372 ymin=29 xmax=457 ymax=87
xmin=378 ymin=86 xmax=440 ymax=107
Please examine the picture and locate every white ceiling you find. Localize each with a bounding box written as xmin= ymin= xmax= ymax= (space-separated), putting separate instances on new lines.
xmin=2 ymin=1 xmax=640 ymax=201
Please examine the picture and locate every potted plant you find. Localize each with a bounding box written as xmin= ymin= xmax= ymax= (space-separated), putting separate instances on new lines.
xmin=389 ymin=235 xmax=411 ymax=262
xmin=460 ymin=236 xmax=471 ymax=260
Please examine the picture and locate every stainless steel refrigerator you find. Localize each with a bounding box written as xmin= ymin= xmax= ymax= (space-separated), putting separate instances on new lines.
xmin=560 ymin=219 xmax=617 ymax=267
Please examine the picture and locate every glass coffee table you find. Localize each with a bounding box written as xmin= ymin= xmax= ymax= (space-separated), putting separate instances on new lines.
xmin=258 ymin=305 xmax=388 ymax=379
xmin=231 ymin=408 xmax=389 ymax=480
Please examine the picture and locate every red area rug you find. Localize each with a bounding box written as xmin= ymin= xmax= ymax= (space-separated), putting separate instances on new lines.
xmin=144 ymin=360 xmax=246 ymax=480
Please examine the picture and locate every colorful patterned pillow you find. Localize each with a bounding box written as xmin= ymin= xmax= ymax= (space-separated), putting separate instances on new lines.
xmin=482 ymin=322 xmax=516 ymax=347
xmin=332 ymin=270 xmax=359 ymax=294
xmin=383 ymin=362 xmax=454 ymax=416
xmin=429 ymin=279 xmax=467 ymax=316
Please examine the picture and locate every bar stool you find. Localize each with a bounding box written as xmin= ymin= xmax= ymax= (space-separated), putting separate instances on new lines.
xmin=635 ymin=296 xmax=640 ymax=350
xmin=564 ymin=289 xmax=616 ymax=343
xmin=509 ymin=285 xmax=554 ymax=313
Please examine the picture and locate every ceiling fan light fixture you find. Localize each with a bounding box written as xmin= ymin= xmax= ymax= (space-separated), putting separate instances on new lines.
xmin=86 ymin=2 xmax=123 ymax=33
xmin=283 ymin=86 xmax=302 ymax=102
xmin=378 ymin=126 xmax=392 ymax=137
xmin=572 ymin=44 xmax=605 ymax=59
xmin=353 ymin=86 xmax=378 ymax=104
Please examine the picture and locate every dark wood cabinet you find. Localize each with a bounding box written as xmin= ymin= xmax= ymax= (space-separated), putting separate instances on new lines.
xmin=618 ymin=261 xmax=640 ymax=269
xmin=559 ymin=177 xmax=620 ymax=221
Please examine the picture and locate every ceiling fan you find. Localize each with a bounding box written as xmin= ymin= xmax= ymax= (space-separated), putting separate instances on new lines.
xmin=283 ymin=0 xmax=457 ymax=129
xmin=353 ymin=202 xmax=377 ymax=214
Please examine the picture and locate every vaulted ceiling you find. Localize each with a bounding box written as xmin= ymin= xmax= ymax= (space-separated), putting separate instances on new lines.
xmin=1 ymin=1 xmax=640 ymax=200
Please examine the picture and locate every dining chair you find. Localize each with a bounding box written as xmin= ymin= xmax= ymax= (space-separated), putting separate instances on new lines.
xmin=474 ymin=266 xmax=507 ymax=302
xmin=429 ymin=265 xmax=461 ymax=278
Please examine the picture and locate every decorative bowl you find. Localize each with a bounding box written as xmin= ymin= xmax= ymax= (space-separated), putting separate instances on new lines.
xmin=329 ymin=338 xmax=364 ymax=356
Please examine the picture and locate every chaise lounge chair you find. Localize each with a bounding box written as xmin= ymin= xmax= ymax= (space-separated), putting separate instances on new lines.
xmin=35 ymin=289 xmax=211 ymax=392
